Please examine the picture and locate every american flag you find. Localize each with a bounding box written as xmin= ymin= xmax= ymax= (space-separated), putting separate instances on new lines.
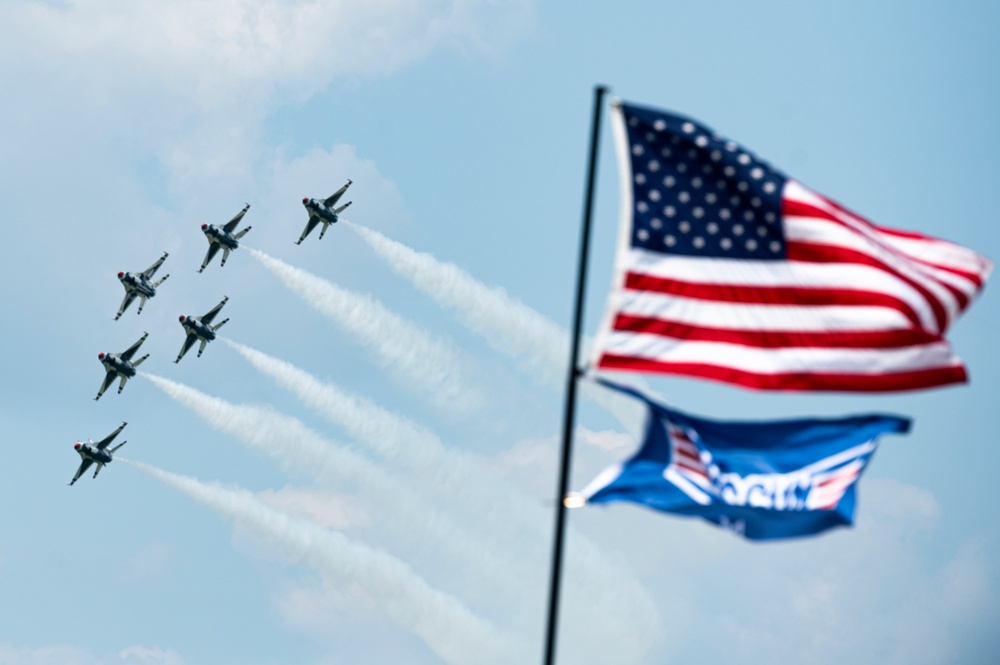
xmin=591 ymin=101 xmax=992 ymax=392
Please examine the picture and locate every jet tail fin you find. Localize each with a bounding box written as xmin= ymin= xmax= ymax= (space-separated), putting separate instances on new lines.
xmin=334 ymin=201 xmax=352 ymax=215
xmin=234 ymin=226 xmax=252 ymax=240
xmin=110 ymin=441 xmax=126 ymax=454
xmin=152 ymin=274 xmax=170 ymax=288
xmin=132 ymin=353 xmax=150 ymax=368
xmin=211 ymin=317 xmax=229 ymax=332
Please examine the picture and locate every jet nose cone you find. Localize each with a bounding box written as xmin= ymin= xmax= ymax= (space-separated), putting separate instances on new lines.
xmin=74 ymin=442 xmax=82 ymax=450
xmin=98 ymin=352 xmax=106 ymax=360
xmin=117 ymin=271 xmax=124 ymax=278
xmin=201 ymin=223 xmax=209 ymax=231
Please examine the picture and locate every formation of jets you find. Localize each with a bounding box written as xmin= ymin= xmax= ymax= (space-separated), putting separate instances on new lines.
xmin=74 ymin=184 xmax=355 ymax=486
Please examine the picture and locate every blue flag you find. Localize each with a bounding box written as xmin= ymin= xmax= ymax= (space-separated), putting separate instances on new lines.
xmin=580 ymin=381 xmax=911 ymax=540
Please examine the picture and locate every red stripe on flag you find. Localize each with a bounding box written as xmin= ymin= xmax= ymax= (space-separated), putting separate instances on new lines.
xmin=674 ymin=460 xmax=708 ymax=480
xmin=786 ymin=241 xmax=949 ymax=333
xmin=673 ymin=445 xmax=701 ymax=464
xmin=624 ymin=271 xmax=923 ymax=328
xmin=785 ymin=197 xmax=986 ymax=290
xmin=612 ymin=313 xmax=940 ymax=349
xmin=595 ymin=354 xmax=968 ymax=392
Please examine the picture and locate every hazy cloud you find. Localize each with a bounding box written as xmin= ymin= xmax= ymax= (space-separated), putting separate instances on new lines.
xmin=3 ymin=0 xmax=535 ymax=107
xmin=118 ymin=542 xmax=172 ymax=583
xmin=117 ymin=646 xmax=184 ymax=665
xmin=0 ymin=644 xmax=184 ymax=665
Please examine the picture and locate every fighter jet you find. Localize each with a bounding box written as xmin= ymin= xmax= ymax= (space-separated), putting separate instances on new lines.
xmin=68 ymin=421 xmax=127 ymax=486
xmin=298 ymin=180 xmax=352 ymax=245
xmin=95 ymin=332 xmax=150 ymax=400
xmin=176 ymin=296 xmax=229 ymax=363
xmin=199 ymin=204 xmax=251 ymax=272
xmin=115 ymin=251 xmax=170 ymax=320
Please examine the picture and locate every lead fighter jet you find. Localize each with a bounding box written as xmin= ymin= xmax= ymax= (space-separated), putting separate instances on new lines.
xmin=68 ymin=421 xmax=127 ymax=486
xmin=95 ymin=332 xmax=150 ymax=400
xmin=115 ymin=251 xmax=170 ymax=320
xmin=176 ymin=296 xmax=229 ymax=363
xmin=199 ymin=204 xmax=252 ymax=272
xmin=298 ymin=180 xmax=352 ymax=244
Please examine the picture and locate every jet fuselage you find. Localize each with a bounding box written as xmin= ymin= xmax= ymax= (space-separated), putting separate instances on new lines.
xmin=202 ymin=225 xmax=240 ymax=250
xmin=119 ymin=272 xmax=157 ymax=298
xmin=74 ymin=442 xmax=114 ymax=466
xmin=180 ymin=317 xmax=216 ymax=342
xmin=303 ymin=199 xmax=340 ymax=224
xmin=99 ymin=353 xmax=138 ymax=378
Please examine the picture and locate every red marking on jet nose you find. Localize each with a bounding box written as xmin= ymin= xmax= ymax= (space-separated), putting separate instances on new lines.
xmin=201 ymin=223 xmax=208 ymax=230
xmin=74 ymin=442 xmax=82 ymax=450
xmin=302 ymin=197 xmax=309 ymax=204
xmin=179 ymin=315 xmax=186 ymax=322
xmin=118 ymin=271 xmax=124 ymax=278
xmin=98 ymin=352 xmax=106 ymax=360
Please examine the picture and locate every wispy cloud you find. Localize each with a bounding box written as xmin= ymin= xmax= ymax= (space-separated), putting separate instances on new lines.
xmin=0 ymin=643 xmax=183 ymax=665
xmin=3 ymin=1 xmax=536 ymax=108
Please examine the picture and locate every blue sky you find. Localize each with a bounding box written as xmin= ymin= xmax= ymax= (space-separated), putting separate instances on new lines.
xmin=1 ymin=1 xmax=998 ymax=664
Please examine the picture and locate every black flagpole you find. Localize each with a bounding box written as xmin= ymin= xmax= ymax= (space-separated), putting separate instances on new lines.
xmin=542 ymin=84 xmax=609 ymax=665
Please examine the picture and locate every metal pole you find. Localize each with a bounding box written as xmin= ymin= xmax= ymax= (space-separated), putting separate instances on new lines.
xmin=542 ymin=84 xmax=609 ymax=665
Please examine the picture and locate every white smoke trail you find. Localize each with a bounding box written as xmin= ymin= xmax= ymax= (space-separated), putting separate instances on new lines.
xmin=246 ymin=246 xmax=487 ymax=418
xmin=216 ymin=343 xmax=663 ymax=664
xmin=222 ymin=338 xmax=446 ymax=466
xmin=139 ymin=372 xmax=525 ymax=611
xmin=345 ymin=221 xmax=568 ymax=387
xmin=344 ymin=222 xmax=649 ymax=437
xmin=122 ymin=459 xmax=528 ymax=665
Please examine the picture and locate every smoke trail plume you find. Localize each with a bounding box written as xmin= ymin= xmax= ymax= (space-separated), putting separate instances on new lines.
xmin=123 ymin=459 xmax=528 ymax=665
xmin=344 ymin=222 xmax=649 ymax=437
xmin=345 ymin=221 xmax=568 ymax=387
xmin=140 ymin=372 xmax=524 ymax=610
xmin=222 ymin=338 xmax=446 ymax=466
xmin=215 ymin=344 xmax=663 ymax=663
xmin=246 ymin=246 xmax=488 ymax=418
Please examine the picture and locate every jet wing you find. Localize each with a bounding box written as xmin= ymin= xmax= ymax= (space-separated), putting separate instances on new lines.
xmin=323 ymin=180 xmax=352 ymax=207
xmin=199 ymin=243 xmax=220 ymax=272
xmin=176 ymin=333 xmax=198 ymax=362
xmin=120 ymin=332 xmax=149 ymax=362
xmin=200 ymin=296 xmax=229 ymax=325
xmin=298 ymin=216 xmax=321 ymax=243
xmin=142 ymin=252 xmax=169 ymax=279
xmin=69 ymin=459 xmax=93 ymax=486
xmin=96 ymin=370 xmax=116 ymax=400
xmin=116 ymin=292 xmax=136 ymax=319
xmin=222 ymin=204 xmax=250 ymax=233
xmin=95 ymin=421 xmax=127 ymax=451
